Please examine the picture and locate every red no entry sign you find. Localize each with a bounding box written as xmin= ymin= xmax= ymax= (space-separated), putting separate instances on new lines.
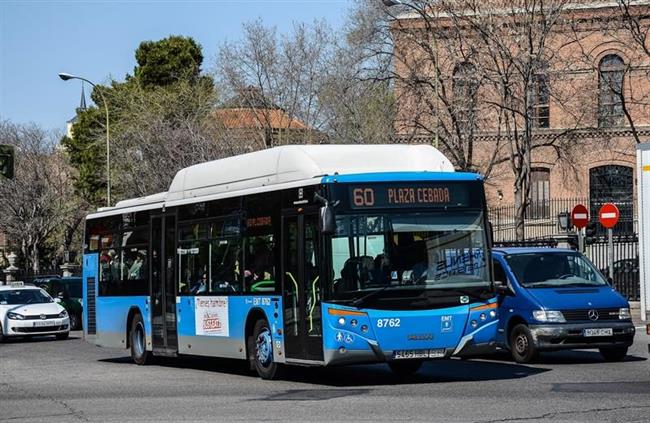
xmin=571 ymin=204 xmax=589 ymax=229
xmin=598 ymin=203 xmax=620 ymax=229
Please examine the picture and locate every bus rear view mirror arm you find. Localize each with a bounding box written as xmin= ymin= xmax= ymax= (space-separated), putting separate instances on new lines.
xmin=494 ymin=281 xmax=513 ymax=296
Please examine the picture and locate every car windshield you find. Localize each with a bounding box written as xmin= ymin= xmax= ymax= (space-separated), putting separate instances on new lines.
xmin=505 ymin=252 xmax=608 ymax=288
xmin=0 ymin=289 xmax=53 ymax=305
xmin=328 ymin=211 xmax=489 ymax=306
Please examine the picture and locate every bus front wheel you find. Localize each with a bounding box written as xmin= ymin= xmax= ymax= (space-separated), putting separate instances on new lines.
xmin=249 ymin=319 xmax=282 ymax=380
xmin=130 ymin=314 xmax=151 ymax=365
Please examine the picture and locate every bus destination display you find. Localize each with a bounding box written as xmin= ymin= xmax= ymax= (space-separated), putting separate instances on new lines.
xmin=348 ymin=183 xmax=472 ymax=209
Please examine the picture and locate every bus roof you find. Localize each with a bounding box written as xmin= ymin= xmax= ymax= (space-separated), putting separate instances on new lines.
xmin=89 ymin=144 xmax=455 ymax=218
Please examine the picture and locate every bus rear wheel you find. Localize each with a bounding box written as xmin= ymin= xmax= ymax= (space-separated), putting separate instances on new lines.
xmin=388 ymin=360 xmax=423 ymax=375
xmin=130 ymin=314 xmax=151 ymax=365
xmin=249 ymin=319 xmax=282 ymax=380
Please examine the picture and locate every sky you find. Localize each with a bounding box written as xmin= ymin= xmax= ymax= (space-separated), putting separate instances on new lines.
xmin=0 ymin=0 xmax=352 ymax=133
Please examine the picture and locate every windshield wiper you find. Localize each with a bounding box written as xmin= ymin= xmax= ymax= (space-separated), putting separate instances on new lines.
xmin=352 ymin=285 xmax=395 ymax=309
xmin=425 ymin=286 xmax=492 ymax=300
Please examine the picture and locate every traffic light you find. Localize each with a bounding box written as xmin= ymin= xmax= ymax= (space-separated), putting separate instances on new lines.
xmin=585 ymin=221 xmax=597 ymax=245
xmin=0 ymin=144 xmax=15 ymax=179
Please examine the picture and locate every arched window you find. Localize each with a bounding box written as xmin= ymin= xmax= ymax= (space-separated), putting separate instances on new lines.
xmin=589 ymin=165 xmax=633 ymax=233
xmin=530 ymin=61 xmax=550 ymax=128
xmin=452 ymin=62 xmax=478 ymax=134
xmin=598 ymin=54 xmax=625 ymax=127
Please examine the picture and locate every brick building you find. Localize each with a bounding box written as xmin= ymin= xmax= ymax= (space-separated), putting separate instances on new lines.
xmin=390 ymin=1 xmax=650 ymax=220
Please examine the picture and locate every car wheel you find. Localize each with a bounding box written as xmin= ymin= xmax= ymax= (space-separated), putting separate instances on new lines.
xmin=248 ymin=319 xmax=283 ymax=380
xmin=509 ymin=324 xmax=539 ymax=363
xmin=599 ymin=346 xmax=628 ymax=362
xmin=130 ymin=314 xmax=151 ymax=365
xmin=69 ymin=313 xmax=80 ymax=331
xmin=56 ymin=331 xmax=69 ymax=340
xmin=388 ymin=360 xmax=423 ymax=375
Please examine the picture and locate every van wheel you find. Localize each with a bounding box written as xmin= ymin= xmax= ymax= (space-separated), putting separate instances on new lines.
xmin=509 ymin=324 xmax=539 ymax=363
xmin=130 ymin=314 xmax=151 ymax=365
xmin=248 ymin=319 xmax=283 ymax=380
xmin=599 ymin=346 xmax=628 ymax=362
xmin=388 ymin=360 xmax=423 ymax=375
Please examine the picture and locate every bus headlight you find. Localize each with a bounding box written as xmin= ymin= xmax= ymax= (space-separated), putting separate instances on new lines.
xmin=532 ymin=310 xmax=565 ymax=323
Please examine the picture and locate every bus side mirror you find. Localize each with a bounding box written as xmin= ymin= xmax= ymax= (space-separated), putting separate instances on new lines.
xmin=319 ymin=204 xmax=336 ymax=235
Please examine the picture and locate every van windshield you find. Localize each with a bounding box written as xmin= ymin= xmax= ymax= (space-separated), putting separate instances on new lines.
xmin=505 ymin=252 xmax=608 ymax=288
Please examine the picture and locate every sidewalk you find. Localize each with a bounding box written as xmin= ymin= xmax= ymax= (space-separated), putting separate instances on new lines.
xmin=630 ymin=301 xmax=647 ymax=327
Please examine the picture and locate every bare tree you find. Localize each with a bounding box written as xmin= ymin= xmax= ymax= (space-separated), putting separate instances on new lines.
xmin=217 ymin=20 xmax=334 ymax=144
xmin=0 ymin=120 xmax=81 ymax=273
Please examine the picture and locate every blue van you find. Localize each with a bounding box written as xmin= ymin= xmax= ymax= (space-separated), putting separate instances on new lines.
xmin=492 ymin=247 xmax=635 ymax=363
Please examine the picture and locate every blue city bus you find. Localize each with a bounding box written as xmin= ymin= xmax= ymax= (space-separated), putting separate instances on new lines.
xmin=82 ymin=145 xmax=498 ymax=379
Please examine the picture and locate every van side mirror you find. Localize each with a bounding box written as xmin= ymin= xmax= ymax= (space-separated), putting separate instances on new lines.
xmin=494 ymin=280 xmax=513 ymax=296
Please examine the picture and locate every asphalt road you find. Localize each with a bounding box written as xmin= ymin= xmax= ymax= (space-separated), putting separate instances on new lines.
xmin=1 ymin=329 xmax=649 ymax=423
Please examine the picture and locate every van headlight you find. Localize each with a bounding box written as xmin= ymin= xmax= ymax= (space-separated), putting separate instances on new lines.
xmin=618 ymin=308 xmax=631 ymax=320
xmin=7 ymin=312 xmax=25 ymax=320
xmin=532 ymin=310 xmax=565 ymax=323
xmin=58 ymin=310 xmax=68 ymax=318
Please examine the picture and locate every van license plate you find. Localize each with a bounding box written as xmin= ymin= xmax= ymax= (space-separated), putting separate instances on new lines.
xmin=584 ymin=328 xmax=613 ymax=337
xmin=393 ymin=349 xmax=445 ymax=359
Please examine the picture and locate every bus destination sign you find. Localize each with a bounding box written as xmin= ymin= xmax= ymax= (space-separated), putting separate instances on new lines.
xmin=348 ymin=183 xmax=472 ymax=209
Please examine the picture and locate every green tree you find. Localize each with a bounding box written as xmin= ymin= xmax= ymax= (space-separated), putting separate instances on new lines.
xmin=60 ymin=106 xmax=106 ymax=205
xmin=134 ymin=35 xmax=204 ymax=87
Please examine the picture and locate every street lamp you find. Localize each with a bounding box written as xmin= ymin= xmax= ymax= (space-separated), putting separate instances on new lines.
xmin=59 ymin=72 xmax=111 ymax=207
xmin=383 ymin=0 xmax=440 ymax=149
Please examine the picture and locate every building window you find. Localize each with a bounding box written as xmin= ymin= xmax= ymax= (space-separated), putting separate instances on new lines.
xmin=528 ymin=168 xmax=550 ymax=219
xmin=598 ymin=54 xmax=625 ymax=128
xmin=530 ymin=62 xmax=550 ymax=128
xmin=452 ymin=62 xmax=479 ymax=134
xmin=589 ymin=165 xmax=633 ymax=233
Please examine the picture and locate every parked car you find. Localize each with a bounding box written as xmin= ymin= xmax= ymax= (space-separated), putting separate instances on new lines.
xmin=33 ymin=277 xmax=82 ymax=330
xmin=0 ymin=282 xmax=70 ymax=341
xmin=492 ymin=247 xmax=635 ymax=363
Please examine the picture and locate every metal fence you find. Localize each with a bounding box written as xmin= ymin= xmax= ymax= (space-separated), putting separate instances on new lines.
xmin=490 ymin=198 xmax=640 ymax=301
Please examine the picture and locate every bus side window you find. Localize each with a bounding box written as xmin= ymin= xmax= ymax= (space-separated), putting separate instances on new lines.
xmin=244 ymin=233 xmax=276 ymax=294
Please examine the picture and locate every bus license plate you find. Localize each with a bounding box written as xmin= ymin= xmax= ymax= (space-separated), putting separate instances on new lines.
xmin=393 ymin=349 xmax=445 ymax=359
xmin=584 ymin=328 xmax=613 ymax=337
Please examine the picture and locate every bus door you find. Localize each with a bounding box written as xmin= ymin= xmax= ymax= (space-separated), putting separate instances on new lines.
xmin=281 ymin=209 xmax=324 ymax=362
xmin=150 ymin=213 xmax=178 ymax=355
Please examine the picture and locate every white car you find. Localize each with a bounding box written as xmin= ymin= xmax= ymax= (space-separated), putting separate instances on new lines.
xmin=0 ymin=282 xmax=70 ymax=341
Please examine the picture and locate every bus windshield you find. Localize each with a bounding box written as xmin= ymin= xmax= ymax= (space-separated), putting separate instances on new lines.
xmin=328 ymin=211 xmax=490 ymax=307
